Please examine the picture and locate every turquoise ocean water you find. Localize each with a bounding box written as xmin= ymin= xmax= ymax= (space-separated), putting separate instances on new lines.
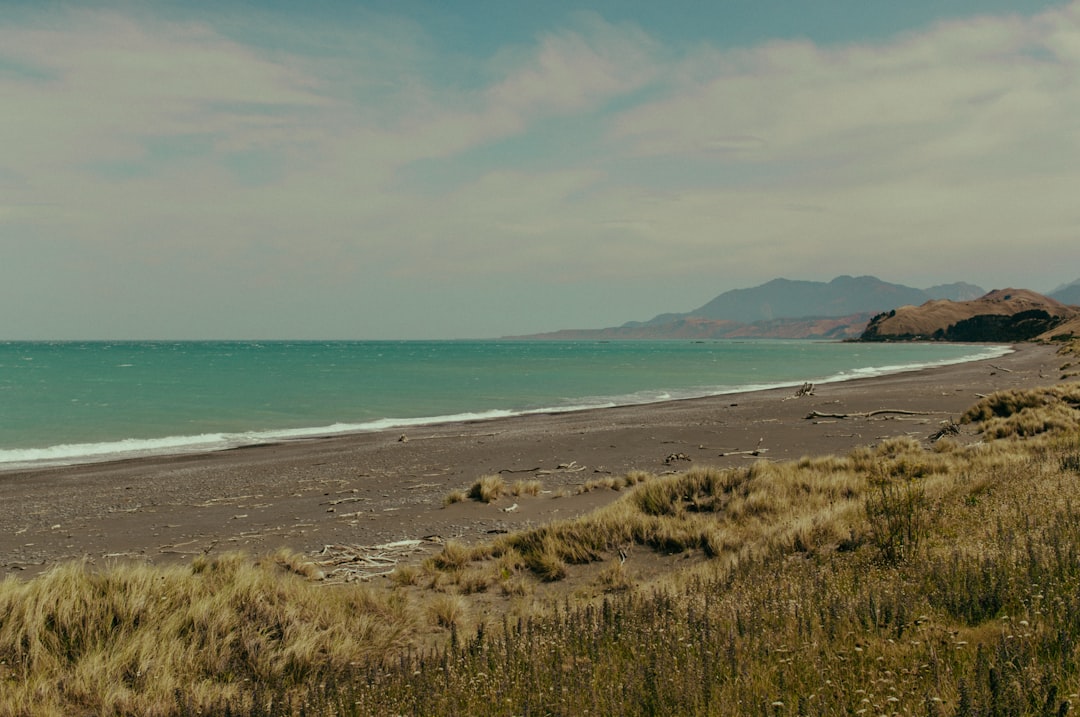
xmin=0 ymin=340 xmax=1009 ymax=469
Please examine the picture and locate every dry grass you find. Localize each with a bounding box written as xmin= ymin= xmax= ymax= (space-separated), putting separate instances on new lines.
xmin=467 ymin=474 xmax=508 ymax=503
xmin=510 ymin=479 xmax=543 ymax=496
xmin=426 ymin=594 xmax=467 ymax=629
xmin=962 ymin=383 xmax=1080 ymax=438
xmin=442 ymin=488 xmax=468 ymax=506
xmin=0 ymin=553 xmax=415 ymax=715
xmin=578 ymin=471 xmax=653 ymax=494
xmin=444 ymin=474 xmax=513 ymax=505
xmin=6 ymin=381 xmax=1080 ymax=715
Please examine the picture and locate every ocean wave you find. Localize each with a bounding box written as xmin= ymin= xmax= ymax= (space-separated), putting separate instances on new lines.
xmin=0 ymin=409 xmax=526 ymax=470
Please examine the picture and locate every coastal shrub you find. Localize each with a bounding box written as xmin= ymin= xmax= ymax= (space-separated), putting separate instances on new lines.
xmin=428 ymin=540 xmax=471 ymax=571
xmin=443 ymin=488 xmax=468 ymax=506
xmin=427 ymin=594 xmax=467 ymax=628
xmin=578 ymin=475 xmax=621 ymax=493
xmin=510 ymin=479 xmax=542 ymax=496
xmin=467 ymin=474 xmax=507 ymax=503
xmin=865 ymin=478 xmax=927 ymax=564
xmin=389 ymin=564 xmax=420 ymax=587
xmin=963 ymin=384 xmax=1080 ymax=438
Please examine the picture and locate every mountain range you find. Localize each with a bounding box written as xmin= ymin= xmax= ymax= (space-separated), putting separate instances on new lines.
xmin=512 ymin=275 xmax=1080 ymax=341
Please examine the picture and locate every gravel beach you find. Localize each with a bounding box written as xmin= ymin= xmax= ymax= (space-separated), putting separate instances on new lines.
xmin=0 ymin=342 xmax=1065 ymax=577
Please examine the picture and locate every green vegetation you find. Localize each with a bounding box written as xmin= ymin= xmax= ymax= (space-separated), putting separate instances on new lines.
xmin=3 ymin=381 xmax=1080 ymax=715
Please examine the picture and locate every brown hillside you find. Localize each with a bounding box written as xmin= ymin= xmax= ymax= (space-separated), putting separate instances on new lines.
xmin=862 ymin=288 xmax=1080 ymax=341
xmin=1038 ymin=315 xmax=1080 ymax=341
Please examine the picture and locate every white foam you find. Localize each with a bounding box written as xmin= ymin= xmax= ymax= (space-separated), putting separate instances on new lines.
xmin=814 ymin=344 xmax=1012 ymax=385
xmin=0 ymin=409 xmax=526 ymax=470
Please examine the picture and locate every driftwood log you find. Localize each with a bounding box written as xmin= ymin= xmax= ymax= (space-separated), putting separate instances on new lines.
xmin=805 ymin=409 xmax=936 ymax=420
xmin=314 ymin=538 xmax=441 ymax=583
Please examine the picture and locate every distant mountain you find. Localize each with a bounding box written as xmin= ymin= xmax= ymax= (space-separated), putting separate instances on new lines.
xmin=925 ymin=282 xmax=988 ymax=302
xmin=510 ymin=276 xmax=989 ymax=341
xmin=627 ymin=276 xmax=985 ymax=328
xmin=861 ymin=289 xmax=1080 ymax=342
xmin=517 ymin=313 xmax=875 ymax=341
xmin=1049 ymin=279 xmax=1080 ymax=306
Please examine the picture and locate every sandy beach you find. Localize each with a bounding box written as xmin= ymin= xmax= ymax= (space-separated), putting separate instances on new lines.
xmin=0 ymin=342 xmax=1066 ymax=577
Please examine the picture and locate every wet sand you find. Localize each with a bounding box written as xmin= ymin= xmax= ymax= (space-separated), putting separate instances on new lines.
xmin=0 ymin=343 xmax=1066 ymax=577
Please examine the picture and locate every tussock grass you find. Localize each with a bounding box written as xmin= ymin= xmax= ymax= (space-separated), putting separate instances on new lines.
xmin=962 ymin=383 xmax=1080 ymax=438
xmin=444 ymin=474 xmax=515 ymax=505
xmin=442 ymin=488 xmax=468 ymax=506
xmin=467 ymin=474 xmax=507 ymax=503
xmin=426 ymin=540 xmax=473 ymax=571
xmin=578 ymin=471 xmax=653 ymax=494
xmin=0 ymin=553 xmax=415 ymax=715
xmin=7 ymin=382 xmax=1080 ymax=715
xmin=426 ymin=594 xmax=467 ymax=629
xmin=510 ymin=479 xmax=543 ymax=496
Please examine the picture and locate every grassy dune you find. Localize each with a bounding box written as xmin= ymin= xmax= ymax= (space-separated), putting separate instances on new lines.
xmin=3 ymin=352 xmax=1080 ymax=715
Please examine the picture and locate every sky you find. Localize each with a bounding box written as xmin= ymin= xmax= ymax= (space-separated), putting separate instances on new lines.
xmin=2 ymin=0 xmax=1078 ymax=339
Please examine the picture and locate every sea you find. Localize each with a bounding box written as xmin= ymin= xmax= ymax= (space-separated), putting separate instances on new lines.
xmin=0 ymin=340 xmax=1011 ymax=470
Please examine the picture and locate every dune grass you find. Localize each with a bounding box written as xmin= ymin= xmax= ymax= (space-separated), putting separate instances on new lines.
xmin=0 ymin=551 xmax=415 ymax=716
xmin=3 ymin=380 xmax=1080 ymax=715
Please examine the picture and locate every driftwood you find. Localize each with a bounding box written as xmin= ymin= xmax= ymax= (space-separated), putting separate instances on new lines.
xmin=313 ymin=538 xmax=440 ymax=584
xmin=501 ymin=461 xmax=587 ymax=475
xmin=806 ymin=409 xmax=936 ymax=420
xmin=930 ymin=420 xmax=961 ymax=441
xmin=718 ymin=448 xmax=768 ymax=457
xmin=719 ymin=437 xmax=767 ymax=457
xmin=784 ymin=382 xmax=815 ymax=399
xmin=320 ymin=496 xmax=367 ymax=506
xmin=537 ymin=461 xmax=587 ymax=475
xmin=399 ymin=431 xmax=500 ymax=443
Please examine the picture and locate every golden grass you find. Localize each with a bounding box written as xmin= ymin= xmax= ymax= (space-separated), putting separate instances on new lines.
xmin=469 ymin=473 xmax=507 ymax=502
xmin=510 ymin=479 xmax=543 ymax=496
xmin=426 ymin=594 xmax=467 ymax=629
xmin=0 ymin=553 xmax=415 ymax=715
xmin=5 ymin=380 xmax=1080 ymax=714
xmin=444 ymin=474 xmax=516 ymax=505
xmin=442 ymin=488 xmax=468 ymax=506
xmin=962 ymin=382 xmax=1080 ymax=438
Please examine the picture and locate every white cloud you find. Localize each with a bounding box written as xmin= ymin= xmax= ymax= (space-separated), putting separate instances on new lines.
xmin=486 ymin=14 xmax=657 ymax=118
xmin=590 ymin=2 xmax=1080 ymax=290
xmin=2 ymin=2 xmax=1079 ymax=338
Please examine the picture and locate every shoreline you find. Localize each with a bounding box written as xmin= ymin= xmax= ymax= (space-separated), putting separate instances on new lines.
xmin=0 ymin=342 xmax=1066 ymax=577
xmin=0 ymin=342 xmax=1013 ymax=472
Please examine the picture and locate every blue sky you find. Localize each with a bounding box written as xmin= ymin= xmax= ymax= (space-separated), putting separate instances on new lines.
xmin=2 ymin=0 xmax=1078 ymax=339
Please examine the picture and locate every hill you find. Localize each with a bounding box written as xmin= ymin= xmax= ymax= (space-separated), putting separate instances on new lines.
xmin=1050 ymin=278 xmax=1080 ymax=306
xmin=861 ymin=288 xmax=1080 ymax=342
xmin=513 ymin=276 xmax=985 ymax=340
xmin=1038 ymin=314 xmax=1080 ymax=341
xmin=639 ymin=275 xmax=983 ymax=326
xmin=519 ymin=313 xmax=875 ymax=341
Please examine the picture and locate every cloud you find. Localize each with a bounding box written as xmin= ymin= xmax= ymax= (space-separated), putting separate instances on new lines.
xmin=1 ymin=11 xmax=326 ymax=170
xmin=486 ymin=13 xmax=658 ymax=118
xmin=2 ymin=3 xmax=1078 ymax=338
xmin=593 ymin=2 xmax=1080 ymax=287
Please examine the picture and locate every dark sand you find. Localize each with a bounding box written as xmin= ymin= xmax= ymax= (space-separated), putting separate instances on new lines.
xmin=0 ymin=343 xmax=1066 ymax=577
